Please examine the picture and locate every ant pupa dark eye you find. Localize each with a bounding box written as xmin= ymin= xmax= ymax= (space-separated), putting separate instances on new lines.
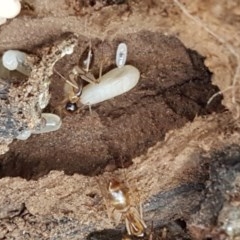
xmin=65 ymin=102 xmax=77 ymax=112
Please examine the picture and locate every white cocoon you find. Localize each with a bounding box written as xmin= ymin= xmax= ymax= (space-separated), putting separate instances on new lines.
xmin=0 ymin=17 xmax=7 ymax=25
xmin=32 ymin=113 xmax=62 ymax=134
xmin=16 ymin=113 xmax=62 ymax=140
xmin=80 ymin=65 xmax=140 ymax=105
xmin=0 ymin=0 xmax=21 ymax=19
xmin=2 ymin=50 xmax=26 ymax=70
xmin=16 ymin=129 xmax=32 ymax=140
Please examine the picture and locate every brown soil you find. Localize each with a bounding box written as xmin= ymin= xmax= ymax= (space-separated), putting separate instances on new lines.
xmin=0 ymin=0 xmax=240 ymax=239
xmin=0 ymin=30 xmax=224 ymax=179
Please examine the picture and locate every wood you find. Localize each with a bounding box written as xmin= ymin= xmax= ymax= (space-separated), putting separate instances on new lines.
xmin=0 ymin=113 xmax=239 ymax=239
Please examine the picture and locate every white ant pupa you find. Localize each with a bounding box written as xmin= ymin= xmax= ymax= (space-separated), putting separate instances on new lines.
xmin=116 ymin=43 xmax=128 ymax=68
xmin=60 ymin=41 xmax=140 ymax=111
xmin=80 ymin=65 xmax=140 ymax=106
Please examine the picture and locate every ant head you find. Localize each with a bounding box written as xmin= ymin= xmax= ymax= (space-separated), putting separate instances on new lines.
xmin=108 ymin=179 xmax=122 ymax=192
xmin=65 ymin=102 xmax=78 ymax=112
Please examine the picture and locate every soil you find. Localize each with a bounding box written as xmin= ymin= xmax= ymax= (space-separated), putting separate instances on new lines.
xmin=0 ymin=30 xmax=224 ymax=179
xmin=0 ymin=0 xmax=240 ymax=239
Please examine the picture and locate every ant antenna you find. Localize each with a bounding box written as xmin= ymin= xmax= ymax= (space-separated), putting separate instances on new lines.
xmin=99 ymin=39 xmax=104 ymax=79
xmin=53 ymin=68 xmax=78 ymax=90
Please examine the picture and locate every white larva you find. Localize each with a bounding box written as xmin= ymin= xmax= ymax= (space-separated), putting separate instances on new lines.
xmin=116 ymin=43 xmax=128 ymax=68
xmin=80 ymin=65 xmax=140 ymax=106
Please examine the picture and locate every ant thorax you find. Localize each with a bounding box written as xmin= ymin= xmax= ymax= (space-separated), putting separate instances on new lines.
xmin=108 ymin=179 xmax=130 ymax=211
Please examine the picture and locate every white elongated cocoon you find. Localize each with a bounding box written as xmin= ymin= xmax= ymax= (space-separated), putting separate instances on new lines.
xmin=32 ymin=113 xmax=62 ymax=134
xmin=80 ymin=65 xmax=140 ymax=105
xmin=0 ymin=17 xmax=7 ymax=25
xmin=16 ymin=129 xmax=32 ymax=140
xmin=16 ymin=114 xmax=62 ymax=140
xmin=0 ymin=0 xmax=21 ymax=19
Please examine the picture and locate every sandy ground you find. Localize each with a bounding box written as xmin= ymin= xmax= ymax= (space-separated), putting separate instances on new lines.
xmin=0 ymin=0 xmax=240 ymax=239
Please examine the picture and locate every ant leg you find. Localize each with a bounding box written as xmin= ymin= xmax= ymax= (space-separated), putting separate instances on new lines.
xmin=139 ymin=201 xmax=143 ymax=220
xmin=81 ymin=71 xmax=98 ymax=84
xmin=125 ymin=217 xmax=132 ymax=236
xmin=137 ymin=193 xmax=147 ymax=228
xmin=98 ymin=40 xmax=104 ymax=81
xmin=73 ymin=65 xmax=98 ymax=85
xmin=88 ymin=104 xmax=92 ymax=115
xmin=112 ymin=209 xmax=123 ymax=226
xmin=98 ymin=59 xmax=103 ymax=82
xmin=80 ymin=39 xmax=105 ymax=84
xmin=86 ymin=39 xmax=93 ymax=73
xmin=54 ymin=67 xmax=79 ymax=90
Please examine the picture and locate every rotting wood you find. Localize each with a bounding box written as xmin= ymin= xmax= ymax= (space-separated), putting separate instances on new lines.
xmin=0 ymin=113 xmax=239 ymax=239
